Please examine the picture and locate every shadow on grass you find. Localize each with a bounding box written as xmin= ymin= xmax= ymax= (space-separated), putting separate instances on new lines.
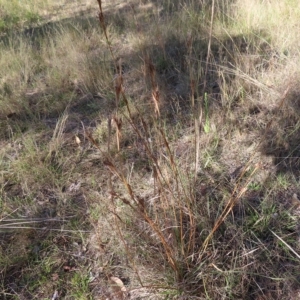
xmin=261 ymin=88 xmax=300 ymax=176
xmin=0 ymin=0 xmax=238 ymax=138
xmin=0 ymin=188 xmax=92 ymax=298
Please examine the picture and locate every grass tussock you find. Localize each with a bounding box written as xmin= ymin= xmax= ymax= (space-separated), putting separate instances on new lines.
xmin=1 ymin=0 xmax=300 ymax=299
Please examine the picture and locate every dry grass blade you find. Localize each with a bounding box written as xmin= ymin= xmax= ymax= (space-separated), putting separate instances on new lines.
xmin=0 ymin=227 xmax=90 ymax=232
xmin=203 ymin=0 xmax=215 ymax=92
xmin=103 ymin=159 xmax=123 ymax=181
xmin=96 ymin=0 xmax=114 ymax=61
xmin=141 ymin=212 xmax=178 ymax=274
xmin=112 ymin=116 xmax=122 ymax=151
xmin=198 ymin=163 xmax=259 ymax=261
xmin=158 ymin=128 xmax=176 ymax=174
xmin=270 ymin=230 xmax=300 ymax=260
xmin=217 ymin=63 xmax=280 ymax=96
xmin=147 ymin=58 xmax=156 ymax=89
xmin=0 ymin=218 xmax=67 ymax=226
xmin=0 ymin=218 xmax=69 ymax=232
xmin=152 ymin=86 xmax=160 ymax=117
xmin=115 ymin=74 xmax=123 ymax=107
xmin=190 ymin=80 xmax=201 ymax=179
xmin=48 ymin=112 xmax=68 ymax=155
xmin=146 ymin=58 xmax=161 ymax=117
xmin=85 ymin=130 xmax=105 ymax=155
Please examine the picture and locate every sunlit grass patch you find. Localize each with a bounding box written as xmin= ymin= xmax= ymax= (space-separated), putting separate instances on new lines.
xmin=231 ymin=0 xmax=300 ymax=52
xmin=0 ymin=0 xmax=42 ymax=32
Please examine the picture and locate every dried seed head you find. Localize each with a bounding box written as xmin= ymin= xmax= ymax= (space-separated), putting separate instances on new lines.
xmin=75 ymin=135 xmax=81 ymax=145
xmin=114 ymin=74 xmax=123 ymax=105
xmin=152 ymin=86 xmax=160 ymax=117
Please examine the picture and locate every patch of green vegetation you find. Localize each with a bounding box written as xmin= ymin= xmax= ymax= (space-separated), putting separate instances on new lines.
xmin=70 ymin=272 xmax=92 ymax=299
xmin=25 ymin=10 xmax=40 ymax=24
xmin=0 ymin=0 xmax=41 ymax=33
xmin=248 ymin=181 xmax=262 ymax=191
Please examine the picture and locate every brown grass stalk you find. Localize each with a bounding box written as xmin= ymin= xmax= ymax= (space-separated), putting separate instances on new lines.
xmin=198 ymin=163 xmax=259 ymax=262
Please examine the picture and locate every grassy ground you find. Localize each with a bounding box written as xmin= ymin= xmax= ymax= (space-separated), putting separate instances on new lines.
xmin=1 ymin=0 xmax=300 ymax=299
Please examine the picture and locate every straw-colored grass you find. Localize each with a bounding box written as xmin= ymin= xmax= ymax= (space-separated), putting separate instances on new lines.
xmin=1 ymin=0 xmax=300 ymax=299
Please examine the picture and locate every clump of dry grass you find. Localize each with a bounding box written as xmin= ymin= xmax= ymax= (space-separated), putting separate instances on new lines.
xmin=82 ymin=1 xmax=300 ymax=299
xmin=1 ymin=0 xmax=300 ymax=299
